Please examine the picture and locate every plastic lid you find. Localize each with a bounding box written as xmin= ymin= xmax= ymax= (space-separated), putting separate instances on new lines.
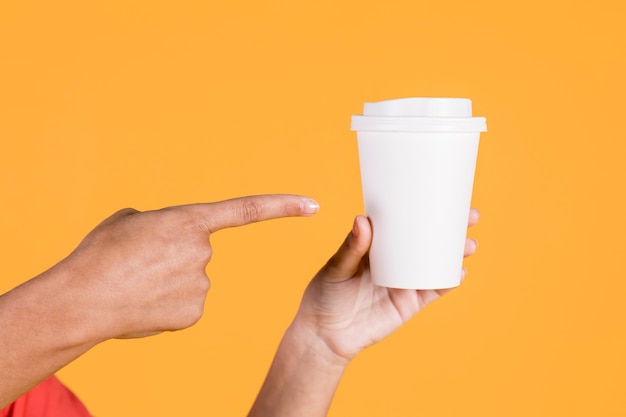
xmin=351 ymin=97 xmax=487 ymax=132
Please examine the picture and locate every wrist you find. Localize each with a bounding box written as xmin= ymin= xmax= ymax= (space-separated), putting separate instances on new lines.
xmin=284 ymin=318 xmax=351 ymax=371
xmin=16 ymin=260 xmax=102 ymax=350
xmin=0 ymin=262 xmax=100 ymax=407
xmin=248 ymin=320 xmax=349 ymax=417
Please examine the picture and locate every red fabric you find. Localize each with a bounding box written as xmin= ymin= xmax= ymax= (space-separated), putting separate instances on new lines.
xmin=0 ymin=376 xmax=91 ymax=417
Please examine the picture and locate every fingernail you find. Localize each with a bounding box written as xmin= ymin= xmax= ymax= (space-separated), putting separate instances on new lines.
xmin=470 ymin=238 xmax=478 ymax=251
xmin=461 ymin=268 xmax=467 ymax=280
xmin=302 ymin=199 xmax=320 ymax=216
xmin=352 ymin=216 xmax=360 ymax=238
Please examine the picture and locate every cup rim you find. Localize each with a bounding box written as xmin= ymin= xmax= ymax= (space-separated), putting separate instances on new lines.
xmin=351 ymin=115 xmax=487 ymax=132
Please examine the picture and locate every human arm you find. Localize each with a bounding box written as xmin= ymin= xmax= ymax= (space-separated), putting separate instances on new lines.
xmin=248 ymin=209 xmax=480 ymax=417
xmin=0 ymin=194 xmax=320 ymax=409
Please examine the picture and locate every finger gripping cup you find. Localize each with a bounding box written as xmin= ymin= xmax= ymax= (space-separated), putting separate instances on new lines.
xmin=351 ymin=98 xmax=487 ymax=289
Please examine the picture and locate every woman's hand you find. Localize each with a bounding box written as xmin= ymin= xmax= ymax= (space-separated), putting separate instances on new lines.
xmin=294 ymin=209 xmax=480 ymax=363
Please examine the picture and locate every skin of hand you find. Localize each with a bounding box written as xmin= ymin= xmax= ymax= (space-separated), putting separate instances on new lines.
xmin=248 ymin=209 xmax=479 ymax=417
xmin=0 ymin=194 xmax=319 ymax=409
xmin=295 ymin=208 xmax=480 ymax=362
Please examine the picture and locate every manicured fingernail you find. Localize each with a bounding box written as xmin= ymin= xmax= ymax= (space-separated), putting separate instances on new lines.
xmin=302 ymin=199 xmax=320 ymax=215
xmin=470 ymin=238 xmax=478 ymax=251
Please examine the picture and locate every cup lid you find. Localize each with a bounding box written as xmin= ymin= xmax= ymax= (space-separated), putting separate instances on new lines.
xmin=351 ymin=97 xmax=487 ymax=132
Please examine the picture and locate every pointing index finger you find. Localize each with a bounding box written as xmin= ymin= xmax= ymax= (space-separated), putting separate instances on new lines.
xmin=181 ymin=194 xmax=320 ymax=233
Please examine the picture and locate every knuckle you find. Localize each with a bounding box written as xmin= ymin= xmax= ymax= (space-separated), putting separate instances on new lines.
xmin=178 ymin=286 xmax=209 ymax=329
xmin=200 ymin=249 xmax=213 ymax=265
xmin=198 ymin=275 xmax=211 ymax=293
xmin=186 ymin=303 xmax=206 ymax=327
xmin=188 ymin=241 xmax=213 ymax=265
xmin=180 ymin=210 xmax=213 ymax=234
xmin=237 ymin=200 xmax=263 ymax=224
xmin=107 ymin=208 xmax=140 ymax=225
xmin=110 ymin=207 xmax=139 ymax=218
xmin=119 ymin=207 xmax=139 ymax=215
xmin=97 ymin=207 xmax=138 ymax=229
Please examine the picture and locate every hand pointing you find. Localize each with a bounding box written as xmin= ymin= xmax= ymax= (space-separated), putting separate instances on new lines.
xmin=168 ymin=194 xmax=320 ymax=232
xmin=53 ymin=194 xmax=319 ymax=342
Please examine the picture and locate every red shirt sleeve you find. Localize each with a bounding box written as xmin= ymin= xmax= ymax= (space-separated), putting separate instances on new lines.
xmin=0 ymin=376 xmax=92 ymax=417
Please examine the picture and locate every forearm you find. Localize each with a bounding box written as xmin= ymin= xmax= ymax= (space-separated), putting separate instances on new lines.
xmin=0 ymin=262 xmax=97 ymax=408
xmin=248 ymin=320 xmax=349 ymax=417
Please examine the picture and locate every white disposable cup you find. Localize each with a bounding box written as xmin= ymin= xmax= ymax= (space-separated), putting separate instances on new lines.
xmin=351 ymin=98 xmax=487 ymax=289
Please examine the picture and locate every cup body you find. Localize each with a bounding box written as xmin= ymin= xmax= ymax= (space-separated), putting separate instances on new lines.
xmin=351 ymin=98 xmax=486 ymax=289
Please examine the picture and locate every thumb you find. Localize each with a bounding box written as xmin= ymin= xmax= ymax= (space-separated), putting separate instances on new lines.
xmin=322 ymin=215 xmax=372 ymax=282
xmin=179 ymin=194 xmax=320 ymax=233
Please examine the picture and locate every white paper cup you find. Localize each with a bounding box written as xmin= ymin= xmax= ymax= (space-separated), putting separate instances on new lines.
xmin=351 ymin=98 xmax=487 ymax=289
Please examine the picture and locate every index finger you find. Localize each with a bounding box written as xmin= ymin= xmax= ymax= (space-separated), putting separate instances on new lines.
xmin=178 ymin=194 xmax=320 ymax=233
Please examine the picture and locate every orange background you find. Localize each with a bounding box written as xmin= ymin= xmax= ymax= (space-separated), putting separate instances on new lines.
xmin=1 ymin=1 xmax=625 ymax=416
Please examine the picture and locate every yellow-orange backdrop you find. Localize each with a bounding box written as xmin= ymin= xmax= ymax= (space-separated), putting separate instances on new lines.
xmin=1 ymin=1 xmax=625 ymax=416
